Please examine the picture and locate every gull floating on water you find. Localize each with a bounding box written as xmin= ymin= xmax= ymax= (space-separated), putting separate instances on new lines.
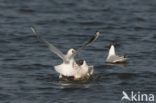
xmin=31 ymin=27 xmax=99 ymax=80
xmin=75 ymin=60 xmax=93 ymax=79
xmin=105 ymin=44 xmax=128 ymax=63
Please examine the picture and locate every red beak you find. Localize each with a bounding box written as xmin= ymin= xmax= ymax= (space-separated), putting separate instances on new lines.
xmin=75 ymin=53 xmax=78 ymax=56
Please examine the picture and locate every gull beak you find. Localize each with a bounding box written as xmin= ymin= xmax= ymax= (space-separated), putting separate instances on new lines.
xmin=124 ymin=55 xmax=128 ymax=58
xmin=75 ymin=53 xmax=78 ymax=57
xmin=72 ymin=50 xmax=78 ymax=56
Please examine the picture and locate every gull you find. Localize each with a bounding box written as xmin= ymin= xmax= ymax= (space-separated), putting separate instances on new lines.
xmin=74 ymin=60 xmax=94 ymax=80
xmin=105 ymin=44 xmax=128 ymax=63
xmin=31 ymin=27 xmax=99 ymax=80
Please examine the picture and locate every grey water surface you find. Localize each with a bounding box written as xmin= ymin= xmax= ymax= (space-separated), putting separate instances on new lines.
xmin=0 ymin=0 xmax=156 ymax=103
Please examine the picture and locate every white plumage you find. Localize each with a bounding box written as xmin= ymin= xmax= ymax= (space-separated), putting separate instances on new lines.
xmin=106 ymin=45 xmax=128 ymax=63
xmin=31 ymin=27 xmax=100 ymax=80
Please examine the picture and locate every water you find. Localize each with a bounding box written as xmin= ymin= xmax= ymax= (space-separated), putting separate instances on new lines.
xmin=0 ymin=0 xmax=156 ymax=103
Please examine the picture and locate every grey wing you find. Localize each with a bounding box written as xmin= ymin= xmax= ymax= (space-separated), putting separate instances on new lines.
xmin=88 ymin=66 xmax=94 ymax=75
xmin=31 ymin=27 xmax=66 ymax=61
xmin=76 ymin=32 xmax=100 ymax=52
xmin=108 ymin=55 xmax=127 ymax=63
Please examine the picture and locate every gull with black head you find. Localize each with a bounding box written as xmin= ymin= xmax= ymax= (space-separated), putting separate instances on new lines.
xmin=105 ymin=44 xmax=128 ymax=63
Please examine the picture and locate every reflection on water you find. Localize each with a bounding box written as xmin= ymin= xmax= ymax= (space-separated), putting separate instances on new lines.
xmin=59 ymin=81 xmax=90 ymax=90
xmin=106 ymin=62 xmax=128 ymax=67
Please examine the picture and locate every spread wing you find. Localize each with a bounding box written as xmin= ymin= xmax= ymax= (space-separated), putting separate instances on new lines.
xmin=31 ymin=27 xmax=66 ymax=61
xmin=76 ymin=32 xmax=100 ymax=52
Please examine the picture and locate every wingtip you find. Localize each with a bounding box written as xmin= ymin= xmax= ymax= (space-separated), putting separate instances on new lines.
xmin=30 ymin=27 xmax=38 ymax=37
xmin=30 ymin=27 xmax=33 ymax=30
xmin=94 ymin=31 xmax=100 ymax=40
xmin=96 ymin=31 xmax=100 ymax=36
xmin=31 ymin=27 xmax=35 ymax=33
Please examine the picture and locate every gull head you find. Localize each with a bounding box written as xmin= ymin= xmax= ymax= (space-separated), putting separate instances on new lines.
xmin=76 ymin=60 xmax=84 ymax=65
xmin=105 ymin=43 xmax=118 ymax=49
xmin=105 ymin=44 xmax=114 ymax=49
xmin=67 ymin=48 xmax=77 ymax=57
xmin=105 ymin=44 xmax=112 ymax=49
xmin=77 ymin=60 xmax=87 ymax=67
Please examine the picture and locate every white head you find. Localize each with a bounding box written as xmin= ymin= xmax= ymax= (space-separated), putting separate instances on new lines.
xmin=66 ymin=48 xmax=77 ymax=59
xmin=67 ymin=48 xmax=76 ymax=55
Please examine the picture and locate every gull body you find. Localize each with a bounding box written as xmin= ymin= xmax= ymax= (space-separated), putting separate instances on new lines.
xmin=106 ymin=45 xmax=128 ymax=63
xmin=57 ymin=57 xmax=94 ymax=80
xmin=54 ymin=48 xmax=77 ymax=76
xmin=74 ymin=60 xmax=94 ymax=80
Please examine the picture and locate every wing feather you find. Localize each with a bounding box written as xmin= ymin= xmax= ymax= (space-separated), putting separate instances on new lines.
xmin=31 ymin=27 xmax=66 ymax=61
xmin=76 ymin=32 xmax=100 ymax=52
